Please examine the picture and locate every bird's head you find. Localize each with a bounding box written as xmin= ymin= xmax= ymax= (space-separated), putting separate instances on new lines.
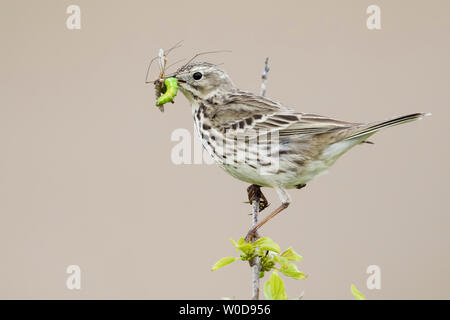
xmin=173 ymin=62 xmax=236 ymax=102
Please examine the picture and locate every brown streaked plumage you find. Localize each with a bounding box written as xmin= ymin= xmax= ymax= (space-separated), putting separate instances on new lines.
xmin=173 ymin=62 xmax=429 ymax=241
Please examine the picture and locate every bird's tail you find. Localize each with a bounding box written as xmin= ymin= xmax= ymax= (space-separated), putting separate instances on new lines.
xmin=344 ymin=112 xmax=431 ymax=141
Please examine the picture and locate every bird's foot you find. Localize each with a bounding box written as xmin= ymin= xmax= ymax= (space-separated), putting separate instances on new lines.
xmin=246 ymin=184 xmax=269 ymax=212
xmin=244 ymin=227 xmax=260 ymax=243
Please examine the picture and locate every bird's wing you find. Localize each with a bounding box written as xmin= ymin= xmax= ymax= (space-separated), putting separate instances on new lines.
xmin=277 ymin=113 xmax=358 ymax=136
xmin=210 ymin=92 xmax=359 ymax=137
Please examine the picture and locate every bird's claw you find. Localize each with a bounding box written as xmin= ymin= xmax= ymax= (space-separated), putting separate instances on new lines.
xmin=245 ymin=228 xmax=260 ymax=243
xmin=246 ymin=184 xmax=269 ymax=212
xmin=258 ymin=201 xmax=269 ymax=211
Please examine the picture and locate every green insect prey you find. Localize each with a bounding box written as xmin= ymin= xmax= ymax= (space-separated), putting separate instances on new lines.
xmin=156 ymin=77 xmax=178 ymax=106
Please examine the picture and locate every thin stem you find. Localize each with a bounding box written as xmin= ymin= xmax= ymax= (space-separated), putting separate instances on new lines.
xmin=260 ymin=57 xmax=269 ymax=97
xmin=251 ymin=57 xmax=270 ymax=300
xmin=251 ymin=195 xmax=261 ymax=300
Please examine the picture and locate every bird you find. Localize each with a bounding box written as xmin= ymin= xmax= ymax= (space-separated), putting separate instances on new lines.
xmin=171 ymin=61 xmax=429 ymax=241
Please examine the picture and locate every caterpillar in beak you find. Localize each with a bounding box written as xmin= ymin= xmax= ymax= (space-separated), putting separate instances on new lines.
xmin=156 ymin=77 xmax=178 ymax=107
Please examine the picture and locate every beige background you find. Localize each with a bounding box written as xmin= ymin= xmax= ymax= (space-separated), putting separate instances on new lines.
xmin=0 ymin=0 xmax=449 ymax=299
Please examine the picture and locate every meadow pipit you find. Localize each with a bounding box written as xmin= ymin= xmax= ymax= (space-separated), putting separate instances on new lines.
xmin=170 ymin=62 xmax=428 ymax=241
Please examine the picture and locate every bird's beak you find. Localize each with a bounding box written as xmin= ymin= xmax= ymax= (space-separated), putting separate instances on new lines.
xmin=169 ymin=72 xmax=185 ymax=83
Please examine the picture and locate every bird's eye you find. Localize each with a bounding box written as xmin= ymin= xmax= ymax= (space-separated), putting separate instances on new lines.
xmin=193 ymin=72 xmax=203 ymax=80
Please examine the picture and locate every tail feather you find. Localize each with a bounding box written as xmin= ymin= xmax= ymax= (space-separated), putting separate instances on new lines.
xmin=344 ymin=112 xmax=430 ymax=141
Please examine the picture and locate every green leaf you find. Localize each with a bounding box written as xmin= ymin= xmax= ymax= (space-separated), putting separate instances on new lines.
xmin=281 ymin=247 xmax=303 ymax=262
xmin=351 ymin=284 xmax=365 ymax=300
xmin=254 ymin=237 xmax=281 ymax=254
xmin=263 ymin=281 xmax=273 ymax=300
xmin=229 ymin=238 xmax=237 ymax=247
xmin=238 ymin=243 xmax=254 ymax=255
xmin=211 ymin=257 xmax=237 ymax=271
xmin=230 ymin=238 xmax=254 ymax=255
xmin=264 ymin=272 xmax=288 ymax=300
xmin=279 ymin=262 xmax=307 ymax=280
xmin=273 ymin=255 xmax=289 ymax=267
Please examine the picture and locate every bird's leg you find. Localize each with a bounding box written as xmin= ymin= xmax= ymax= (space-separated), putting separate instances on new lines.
xmin=245 ymin=186 xmax=293 ymax=242
xmin=245 ymin=202 xmax=290 ymax=242
xmin=247 ymin=184 xmax=269 ymax=212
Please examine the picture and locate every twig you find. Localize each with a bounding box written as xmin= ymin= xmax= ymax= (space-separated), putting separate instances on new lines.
xmin=251 ymin=193 xmax=261 ymax=300
xmin=250 ymin=57 xmax=270 ymax=300
xmin=260 ymin=57 xmax=269 ymax=97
